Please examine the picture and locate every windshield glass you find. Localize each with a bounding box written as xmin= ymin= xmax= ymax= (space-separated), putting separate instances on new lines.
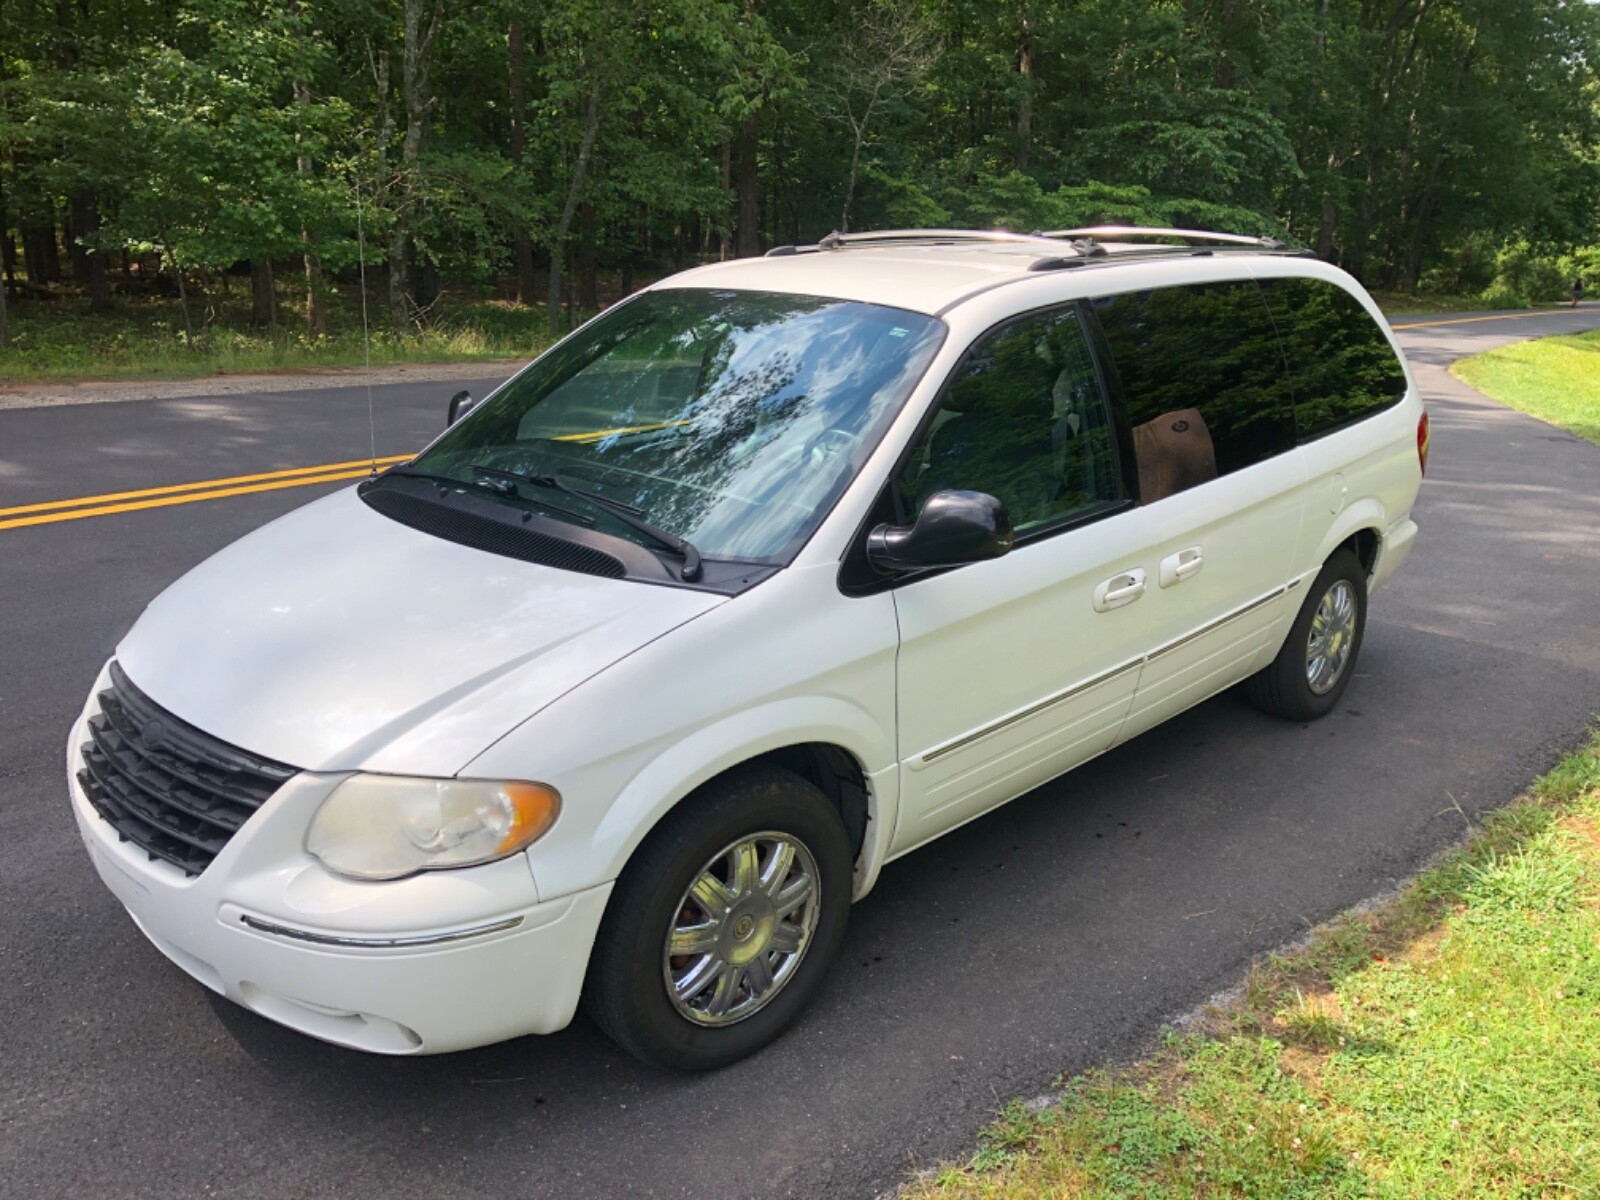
xmin=412 ymin=289 xmax=945 ymax=563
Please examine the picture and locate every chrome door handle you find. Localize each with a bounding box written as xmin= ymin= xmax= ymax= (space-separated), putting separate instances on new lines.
xmin=1159 ymin=546 xmax=1203 ymax=588
xmin=1093 ymin=568 xmax=1147 ymax=612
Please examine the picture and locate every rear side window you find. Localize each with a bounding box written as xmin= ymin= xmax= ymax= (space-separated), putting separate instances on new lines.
xmin=1259 ymin=277 xmax=1409 ymax=440
xmin=1089 ymin=280 xmax=1296 ymax=503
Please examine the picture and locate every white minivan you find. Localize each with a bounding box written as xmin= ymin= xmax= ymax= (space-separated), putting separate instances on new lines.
xmin=67 ymin=227 xmax=1426 ymax=1069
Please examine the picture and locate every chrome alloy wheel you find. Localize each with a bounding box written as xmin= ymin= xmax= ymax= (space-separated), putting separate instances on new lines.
xmin=663 ymin=832 xmax=821 ymax=1027
xmin=1305 ymin=579 xmax=1358 ymax=695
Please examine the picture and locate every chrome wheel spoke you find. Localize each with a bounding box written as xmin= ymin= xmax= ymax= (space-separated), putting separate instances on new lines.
xmin=689 ymin=873 xmax=737 ymax=921
xmin=673 ymin=954 xmax=721 ymax=1003
xmin=670 ymin=921 xmax=719 ymax=956
xmin=745 ymin=951 xmax=775 ymax=994
xmin=706 ymin=962 xmax=743 ymax=1016
xmin=760 ymin=840 xmax=797 ymax=896
xmin=767 ymin=923 xmax=804 ymax=954
xmin=772 ymin=873 xmax=815 ymax=919
xmin=729 ymin=840 xmax=761 ymax=896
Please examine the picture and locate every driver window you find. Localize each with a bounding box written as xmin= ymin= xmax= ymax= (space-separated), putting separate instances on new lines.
xmin=896 ymin=306 xmax=1122 ymax=533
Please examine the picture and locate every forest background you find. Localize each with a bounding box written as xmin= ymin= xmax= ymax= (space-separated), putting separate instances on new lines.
xmin=3 ymin=0 xmax=1598 ymax=380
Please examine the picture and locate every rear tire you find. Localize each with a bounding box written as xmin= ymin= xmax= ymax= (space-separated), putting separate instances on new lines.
xmin=582 ymin=765 xmax=853 ymax=1071
xmin=1246 ymin=548 xmax=1367 ymax=721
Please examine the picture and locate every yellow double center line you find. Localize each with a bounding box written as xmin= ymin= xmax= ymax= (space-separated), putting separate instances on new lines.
xmin=0 ymin=455 xmax=413 ymax=531
xmin=1 ymin=419 xmax=694 ymax=532
xmin=1390 ymin=307 xmax=1591 ymax=331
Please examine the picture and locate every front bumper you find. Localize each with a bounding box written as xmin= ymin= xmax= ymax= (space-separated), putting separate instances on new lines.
xmin=66 ymin=694 xmax=610 ymax=1055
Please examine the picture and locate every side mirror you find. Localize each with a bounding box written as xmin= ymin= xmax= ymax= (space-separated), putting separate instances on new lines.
xmin=447 ymin=390 xmax=477 ymax=427
xmin=866 ymin=489 xmax=1014 ymax=573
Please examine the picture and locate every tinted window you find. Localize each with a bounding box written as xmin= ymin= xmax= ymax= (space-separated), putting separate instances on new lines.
xmin=896 ymin=306 xmax=1123 ymax=533
xmin=1259 ymin=277 xmax=1408 ymax=439
xmin=1090 ymin=280 xmax=1296 ymax=502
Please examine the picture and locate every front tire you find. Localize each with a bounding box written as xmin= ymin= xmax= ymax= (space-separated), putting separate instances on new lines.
xmin=1246 ymin=548 xmax=1367 ymax=721
xmin=582 ymin=765 xmax=853 ymax=1071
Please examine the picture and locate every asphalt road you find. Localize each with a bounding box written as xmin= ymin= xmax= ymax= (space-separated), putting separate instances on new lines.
xmin=3 ymin=307 xmax=1598 ymax=1199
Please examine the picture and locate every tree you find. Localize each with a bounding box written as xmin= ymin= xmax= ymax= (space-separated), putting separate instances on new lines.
xmin=814 ymin=0 xmax=936 ymax=233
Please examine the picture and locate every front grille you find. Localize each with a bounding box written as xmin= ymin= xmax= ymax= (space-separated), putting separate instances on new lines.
xmin=77 ymin=662 xmax=297 ymax=877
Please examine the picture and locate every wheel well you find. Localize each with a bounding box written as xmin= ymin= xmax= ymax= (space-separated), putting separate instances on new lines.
xmin=1344 ymin=528 xmax=1379 ymax=577
xmin=746 ymin=743 xmax=871 ymax=859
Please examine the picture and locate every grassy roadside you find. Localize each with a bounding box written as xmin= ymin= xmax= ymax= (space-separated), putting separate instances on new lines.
xmin=0 ymin=290 xmax=557 ymax=386
xmin=1451 ymin=327 xmax=1600 ymax=445
xmin=1366 ymin=291 xmax=1519 ymax=317
xmin=906 ymin=734 xmax=1600 ymax=1199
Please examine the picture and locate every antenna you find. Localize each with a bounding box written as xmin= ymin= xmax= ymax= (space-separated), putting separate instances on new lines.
xmin=354 ymin=173 xmax=378 ymax=478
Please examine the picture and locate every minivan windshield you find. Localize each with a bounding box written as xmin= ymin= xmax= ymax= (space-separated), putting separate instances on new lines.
xmin=410 ymin=289 xmax=945 ymax=564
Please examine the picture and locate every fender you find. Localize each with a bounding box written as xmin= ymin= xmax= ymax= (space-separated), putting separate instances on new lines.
xmin=518 ymin=694 xmax=900 ymax=903
xmin=1306 ymin=496 xmax=1388 ymax=584
xmin=588 ymin=696 xmax=897 ymax=891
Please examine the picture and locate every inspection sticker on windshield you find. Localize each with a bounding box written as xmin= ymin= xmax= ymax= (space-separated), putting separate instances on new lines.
xmin=889 ymin=327 xmax=910 ymax=337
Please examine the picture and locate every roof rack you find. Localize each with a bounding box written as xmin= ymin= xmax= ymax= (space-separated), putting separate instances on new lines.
xmin=764 ymin=224 xmax=1296 ymax=263
xmin=768 ymin=229 xmax=1065 ymax=257
xmin=1043 ymin=225 xmax=1284 ymax=250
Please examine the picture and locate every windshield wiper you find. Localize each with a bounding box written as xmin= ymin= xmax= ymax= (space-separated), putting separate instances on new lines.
xmin=382 ymin=466 xmax=507 ymax=498
xmin=473 ymin=464 xmax=703 ymax=581
xmin=381 ymin=465 xmax=597 ymax=529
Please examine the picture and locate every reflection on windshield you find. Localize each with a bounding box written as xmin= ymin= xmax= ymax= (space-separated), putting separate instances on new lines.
xmin=415 ymin=289 xmax=944 ymax=563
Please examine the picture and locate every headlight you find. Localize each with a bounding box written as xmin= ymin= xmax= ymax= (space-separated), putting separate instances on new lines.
xmin=306 ymin=774 xmax=561 ymax=881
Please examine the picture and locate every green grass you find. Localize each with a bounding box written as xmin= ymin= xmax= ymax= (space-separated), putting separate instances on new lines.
xmin=1451 ymin=327 xmax=1600 ymax=445
xmin=906 ymin=734 xmax=1600 ymax=1200
xmin=1369 ymin=291 xmax=1512 ymax=317
xmin=0 ymin=287 xmax=556 ymax=385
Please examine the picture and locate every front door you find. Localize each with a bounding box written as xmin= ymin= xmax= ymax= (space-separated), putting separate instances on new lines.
xmin=886 ymin=304 xmax=1155 ymax=856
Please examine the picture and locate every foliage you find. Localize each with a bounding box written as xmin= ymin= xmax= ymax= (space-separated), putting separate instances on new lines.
xmin=0 ymin=286 xmax=549 ymax=383
xmin=905 ymin=733 xmax=1600 ymax=1200
xmin=2 ymin=0 xmax=1600 ymax=355
xmin=1452 ymin=327 xmax=1600 ymax=444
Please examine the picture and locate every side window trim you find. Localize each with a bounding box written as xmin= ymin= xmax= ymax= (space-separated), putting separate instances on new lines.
xmin=837 ymin=299 xmax=1134 ymax=597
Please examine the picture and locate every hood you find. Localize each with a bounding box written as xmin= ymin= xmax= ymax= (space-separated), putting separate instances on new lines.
xmin=116 ymin=487 xmax=723 ymax=774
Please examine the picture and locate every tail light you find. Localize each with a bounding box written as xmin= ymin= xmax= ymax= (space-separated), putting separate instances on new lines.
xmin=1417 ymin=410 xmax=1430 ymax=476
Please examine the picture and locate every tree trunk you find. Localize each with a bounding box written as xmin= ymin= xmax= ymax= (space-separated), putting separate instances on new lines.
xmin=23 ymin=224 xmax=56 ymax=285
xmin=70 ymin=190 xmax=111 ymax=311
xmin=735 ymin=110 xmax=761 ymax=257
xmin=840 ymin=130 xmax=864 ymax=233
xmin=578 ymin=203 xmax=599 ymax=311
xmin=166 ymin=243 xmax=194 ymax=348
xmin=293 ymin=79 xmax=326 ymax=336
xmin=389 ymin=0 xmax=444 ymax=337
xmin=508 ymin=19 xmax=537 ymax=306
xmin=717 ymin=139 xmax=732 ymax=259
xmin=68 ymin=192 xmax=92 ymax=283
xmin=548 ymin=73 xmax=604 ymax=336
xmin=1013 ymin=7 xmax=1035 ymax=172
xmin=250 ymin=257 xmax=278 ymax=328
xmin=1317 ymin=194 xmax=1337 ymax=262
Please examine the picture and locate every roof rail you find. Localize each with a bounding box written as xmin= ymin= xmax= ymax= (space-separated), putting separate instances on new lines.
xmin=768 ymin=229 xmax=1064 ymax=257
xmin=1043 ymin=225 xmax=1284 ymax=250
